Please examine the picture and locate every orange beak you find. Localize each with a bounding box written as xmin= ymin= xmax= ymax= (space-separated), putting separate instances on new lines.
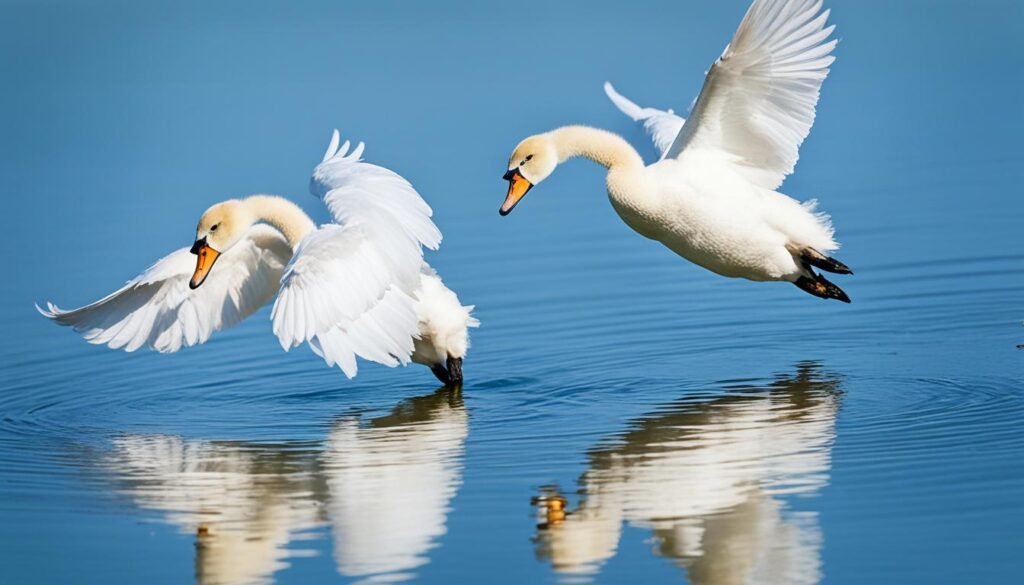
xmin=189 ymin=238 xmax=221 ymax=289
xmin=500 ymin=168 xmax=533 ymax=216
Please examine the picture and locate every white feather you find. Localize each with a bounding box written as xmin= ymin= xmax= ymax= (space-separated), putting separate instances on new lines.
xmin=42 ymin=130 xmax=477 ymax=379
xmin=411 ymin=266 xmax=479 ymax=368
xmin=665 ymin=0 xmax=836 ymax=190
xmin=311 ymin=129 xmax=442 ymax=251
xmin=274 ymin=130 xmax=472 ymax=374
xmin=603 ymin=82 xmax=686 ymax=159
xmin=38 ymin=225 xmax=290 ymax=353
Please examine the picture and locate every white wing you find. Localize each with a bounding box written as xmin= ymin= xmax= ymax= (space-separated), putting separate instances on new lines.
xmin=311 ymin=129 xmax=441 ymax=251
xmin=307 ymin=283 xmax=419 ymax=379
xmin=664 ymin=0 xmax=837 ymax=190
xmin=604 ymin=82 xmax=686 ymax=159
xmin=39 ymin=225 xmax=291 ymax=353
xmin=272 ymin=131 xmax=441 ymax=377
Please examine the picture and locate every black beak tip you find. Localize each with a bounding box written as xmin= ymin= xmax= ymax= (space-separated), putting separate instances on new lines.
xmin=431 ymin=357 xmax=464 ymax=387
xmin=446 ymin=356 xmax=463 ymax=386
xmin=189 ymin=279 xmax=201 ymax=290
xmin=499 ymin=207 xmax=511 ymax=217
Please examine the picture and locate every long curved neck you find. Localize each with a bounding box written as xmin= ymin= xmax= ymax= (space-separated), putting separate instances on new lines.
xmin=242 ymin=195 xmax=316 ymax=249
xmin=549 ymin=125 xmax=644 ymax=171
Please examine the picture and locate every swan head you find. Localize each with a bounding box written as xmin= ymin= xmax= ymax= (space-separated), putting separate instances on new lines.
xmin=189 ymin=199 xmax=254 ymax=289
xmin=500 ymin=134 xmax=557 ymax=215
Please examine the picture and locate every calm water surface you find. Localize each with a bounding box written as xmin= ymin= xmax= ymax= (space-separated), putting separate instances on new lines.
xmin=1 ymin=1 xmax=1022 ymax=584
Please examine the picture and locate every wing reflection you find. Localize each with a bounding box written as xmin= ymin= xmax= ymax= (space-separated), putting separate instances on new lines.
xmin=322 ymin=388 xmax=468 ymax=583
xmin=104 ymin=386 xmax=467 ymax=585
xmin=108 ymin=435 xmax=323 ymax=585
xmin=533 ymin=364 xmax=841 ymax=585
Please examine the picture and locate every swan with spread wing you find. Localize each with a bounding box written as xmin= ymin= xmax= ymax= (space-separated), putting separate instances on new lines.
xmin=40 ymin=130 xmax=478 ymax=384
xmin=501 ymin=0 xmax=852 ymax=302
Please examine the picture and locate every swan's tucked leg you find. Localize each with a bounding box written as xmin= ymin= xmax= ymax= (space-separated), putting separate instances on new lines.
xmin=793 ymin=271 xmax=851 ymax=303
xmin=794 ymin=245 xmax=851 ymax=276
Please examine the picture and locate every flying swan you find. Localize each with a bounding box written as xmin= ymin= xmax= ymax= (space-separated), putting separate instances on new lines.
xmin=40 ymin=130 xmax=478 ymax=384
xmin=501 ymin=0 xmax=852 ymax=302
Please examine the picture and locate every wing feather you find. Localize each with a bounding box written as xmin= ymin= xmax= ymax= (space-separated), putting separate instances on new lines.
xmin=603 ymin=82 xmax=686 ymax=159
xmin=305 ymin=283 xmax=419 ymax=378
xmin=664 ymin=0 xmax=836 ymax=190
xmin=273 ymin=131 xmax=442 ymax=376
xmin=311 ymin=129 xmax=441 ymax=251
xmin=39 ymin=225 xmax=291 ymax=353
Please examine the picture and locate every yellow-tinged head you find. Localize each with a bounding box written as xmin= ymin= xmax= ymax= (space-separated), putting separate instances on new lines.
xmin=500 ymin=134 xmax=558 ymax=216
xmin=189 ymin=200 xmax=254 ymax=289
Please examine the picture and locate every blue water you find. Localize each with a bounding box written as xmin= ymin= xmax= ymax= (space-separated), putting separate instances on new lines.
xmin=1 ymin=0 xmax=1022 ymax=583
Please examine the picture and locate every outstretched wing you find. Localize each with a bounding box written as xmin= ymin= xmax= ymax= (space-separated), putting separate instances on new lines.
xmin=310 ymin=129 xmax=441 ymax=251
xmin=272 ymin=131 xmax=442 ymax=378
xmin=604 ymin=82 xmax=686 ymax=159
xmin=39 ymin=225 xmax=291 ymax=353
xmin=664 ymin=0 xmax=836 ymax=190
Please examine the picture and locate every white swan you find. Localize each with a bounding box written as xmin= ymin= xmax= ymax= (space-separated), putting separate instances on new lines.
xmin=40 ymin=130 xmax=478 ymax=383
xmin=501 ymin=0 xmax=852 ymax=302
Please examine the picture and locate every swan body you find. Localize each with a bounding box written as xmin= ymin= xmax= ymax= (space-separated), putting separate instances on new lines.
xmin=502 ymin=0 xmax=852 ymax=302
xmin=40 ymin=130 xmax=477 ymax=383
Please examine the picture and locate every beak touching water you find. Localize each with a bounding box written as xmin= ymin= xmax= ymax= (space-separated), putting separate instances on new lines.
xmin=189 ymin=237 xmax=221 ymax=289
xmin=500 ymin=168 xmax=533 ymax=216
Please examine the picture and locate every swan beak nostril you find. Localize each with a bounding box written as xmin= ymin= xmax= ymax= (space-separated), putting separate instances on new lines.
xmin=500 ymin=168 xmax=533 ymax=216
xmin=189 ymin=239 xmax=221 ymax=289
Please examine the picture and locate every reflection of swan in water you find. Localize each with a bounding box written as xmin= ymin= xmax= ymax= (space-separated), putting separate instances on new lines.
xmin=322 ymin=387 xmax=468 ymax=583
xmin=104 ymin=387 xmax=467 ymax=585
xmin=534 ymin=364 xmax=842 ymax=584
xmin=108 ymin=435 xmax=323 ymax=585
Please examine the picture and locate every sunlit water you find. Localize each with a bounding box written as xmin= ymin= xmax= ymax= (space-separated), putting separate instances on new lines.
xmin=1 ymin=1 xmax=1022 ymax=584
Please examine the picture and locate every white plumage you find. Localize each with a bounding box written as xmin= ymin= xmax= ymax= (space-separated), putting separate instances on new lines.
xmin=665 ymin=0 xmax=837 ymax=190
xmin=411 ymin=267 xmax=479 ymax=370
xmin=505 ymin=0 xmax=851 ymax=302
xmin=41 ymin=130 xmax=477 ymax=381
xmin=603 ymin=81 xmax=685 ymax=159
xmin=38 ymin=225 xmax=291 ymax=354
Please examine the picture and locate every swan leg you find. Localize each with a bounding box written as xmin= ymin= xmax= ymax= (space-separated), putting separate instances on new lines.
xmin=790 ymin=245 xmax=853 ymax=275
xmin=794 ymin=271 xmax=851 ymax=303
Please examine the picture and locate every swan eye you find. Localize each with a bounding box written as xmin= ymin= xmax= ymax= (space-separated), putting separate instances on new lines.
xmin=210 ymin=224 xmax=219 ymax=232
xmin=525 ymin=155 xmax=534 ymax=162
